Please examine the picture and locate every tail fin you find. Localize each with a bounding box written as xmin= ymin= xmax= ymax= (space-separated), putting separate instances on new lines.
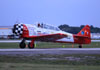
xmin=77 ymin=25 xmax=91 ymax=38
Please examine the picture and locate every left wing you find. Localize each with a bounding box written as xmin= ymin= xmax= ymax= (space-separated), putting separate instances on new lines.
xmin=28 ymin=33 xmax=68 ymax=42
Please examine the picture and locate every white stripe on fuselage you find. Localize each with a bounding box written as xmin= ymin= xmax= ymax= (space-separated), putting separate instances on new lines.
xmin=56 ymin=34 xmax=74 ymax=42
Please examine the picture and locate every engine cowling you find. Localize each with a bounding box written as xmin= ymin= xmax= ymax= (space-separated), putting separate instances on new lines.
xmin=12 ymin=24 xmax=23 ymax=36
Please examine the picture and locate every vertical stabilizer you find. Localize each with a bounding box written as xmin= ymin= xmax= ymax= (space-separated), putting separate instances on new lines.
xmin=77 ymin=25 xmax=91 ymax=38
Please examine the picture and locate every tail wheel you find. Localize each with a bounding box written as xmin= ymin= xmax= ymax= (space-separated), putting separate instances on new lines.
xmin=19 ymin=42 xmax=26 ymax=49
xmin=79 ymin=45 xmax=82 ymax=48
xmin=28 ymin=42 xmax=34 ymax=49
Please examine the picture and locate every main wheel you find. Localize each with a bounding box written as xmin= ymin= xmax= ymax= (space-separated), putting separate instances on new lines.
xmin=19 ymin=42 xmax=26 ymax=49
xmin=28 ymin=42 xmax=34 ymax=49
xmin=79 ymin=45 xmax=82 ymax=48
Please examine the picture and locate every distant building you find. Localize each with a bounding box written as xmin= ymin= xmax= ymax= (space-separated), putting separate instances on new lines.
xmin=91 ymin=33 xmax=100 ymax=39
xmin=0 ymin=26 xmax=14 ymax=39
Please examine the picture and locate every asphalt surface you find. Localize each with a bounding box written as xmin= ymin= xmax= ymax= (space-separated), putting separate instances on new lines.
xmin=0 ymin=48 xmax=100 ymax=56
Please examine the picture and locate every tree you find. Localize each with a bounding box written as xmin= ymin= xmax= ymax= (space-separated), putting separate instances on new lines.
xmin=58 ymin=24 xmax=100 ymax=33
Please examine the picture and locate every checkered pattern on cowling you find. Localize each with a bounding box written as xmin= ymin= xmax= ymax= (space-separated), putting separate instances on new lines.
xmin=13 ymin=24 xmax=23 ymax=35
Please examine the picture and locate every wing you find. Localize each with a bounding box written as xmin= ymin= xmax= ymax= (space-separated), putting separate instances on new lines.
xmin=28 ymin=33 xmax=68 ymax=42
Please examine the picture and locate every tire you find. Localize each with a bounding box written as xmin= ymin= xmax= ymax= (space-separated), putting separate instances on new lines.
xmin=28 ymin=42 xmax=34 ymax=49
xmin=79 ymin=45 xmax=82 ymax=48
xmin=19 ymin=42 xmax=26 ymax=49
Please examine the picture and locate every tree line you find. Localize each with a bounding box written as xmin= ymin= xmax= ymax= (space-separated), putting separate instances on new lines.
xmin=58 ymin=24 xmax=100 ymax=34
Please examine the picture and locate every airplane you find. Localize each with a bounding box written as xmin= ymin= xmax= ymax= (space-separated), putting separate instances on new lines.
xmin=12 ymin=23 xmax=91 ymax=49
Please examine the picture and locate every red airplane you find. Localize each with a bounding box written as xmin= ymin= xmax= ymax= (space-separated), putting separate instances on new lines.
xmin=12 ymin=23 xmax=91 ymax=49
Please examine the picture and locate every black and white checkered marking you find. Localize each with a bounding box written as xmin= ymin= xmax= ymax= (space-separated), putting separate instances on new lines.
xmin=13 ymin=24 xmax=23 ymax=35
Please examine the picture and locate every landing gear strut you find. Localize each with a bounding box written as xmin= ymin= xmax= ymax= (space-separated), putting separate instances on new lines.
xmin=19 ymin=39 xmax=26 ymax=49
xmin=19 ymin=39 xmax=35 ymax=49
xmin=79 ymin=44 xmax=82 ymax=48
xmin=28 ymin=40 xmax=35 ymax=49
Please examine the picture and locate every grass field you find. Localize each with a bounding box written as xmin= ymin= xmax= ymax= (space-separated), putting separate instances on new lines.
xmin=0 ymin=41 xmax=100 ymax=70
xmin=0 ymin=54 xmax=100 ymax=70
xmin=0 ymin=42 xmax=100 ymax=48
xmin=0 ymin=63 xmax=100 ymax=70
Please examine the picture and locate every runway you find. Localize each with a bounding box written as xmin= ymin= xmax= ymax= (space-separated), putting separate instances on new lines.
xmin=0 ymin=48 xmax=100 ymax=55
xmin=0 ymin=40 xmax=29 ymax=43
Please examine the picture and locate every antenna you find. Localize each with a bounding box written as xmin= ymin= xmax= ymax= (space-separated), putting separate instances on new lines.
xmin=16 ymin=19 xmax=20 ymax=24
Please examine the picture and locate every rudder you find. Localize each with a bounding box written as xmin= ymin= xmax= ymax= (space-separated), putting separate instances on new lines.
xmin=77 ymin=25 xmax=91 ymax=38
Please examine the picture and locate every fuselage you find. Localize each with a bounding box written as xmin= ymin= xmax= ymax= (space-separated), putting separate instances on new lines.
xmin=13 ymin=23 xmax=91 ymax=45
xmin=22 ymin=24 xmax=74 ymax=43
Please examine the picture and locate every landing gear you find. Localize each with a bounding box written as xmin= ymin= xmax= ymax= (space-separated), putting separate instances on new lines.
xmin=19 ymin=39 xmax=35 ymax=49
xmin=19 ymin=39 xmax=26 ymax=49
xmin=28 ymin=40 xmax=35 ymax=49
xmin=28 ymin=43 xmax=34 ymax=49
xmin=79 ymin=44 xmax=82 ymax=48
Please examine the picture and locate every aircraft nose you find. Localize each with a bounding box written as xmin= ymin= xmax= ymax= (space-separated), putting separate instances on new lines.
xmin=12 ymin=24 xmax=23 ymax=36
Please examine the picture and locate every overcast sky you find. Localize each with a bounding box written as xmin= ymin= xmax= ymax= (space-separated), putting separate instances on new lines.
xmin=0 ymin=0 xmax=100 ymax=27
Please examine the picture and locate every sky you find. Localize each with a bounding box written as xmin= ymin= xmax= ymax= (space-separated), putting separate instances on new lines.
xmin=0 ymin=0 xmax=100 ymax=27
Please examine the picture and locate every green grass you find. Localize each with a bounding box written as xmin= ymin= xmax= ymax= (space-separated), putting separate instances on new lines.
xmin=0 ymin=42 xmax=100 ymax=48
xmin=0 ymin=54 xmax=100 ymax=70
xmin=0 ymin=43 xmax=19 ymax=49
xmin=0 ymin=54 xmax=100 ymax=65
xmin=0 ymin=63 xmax=100 ymax=70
